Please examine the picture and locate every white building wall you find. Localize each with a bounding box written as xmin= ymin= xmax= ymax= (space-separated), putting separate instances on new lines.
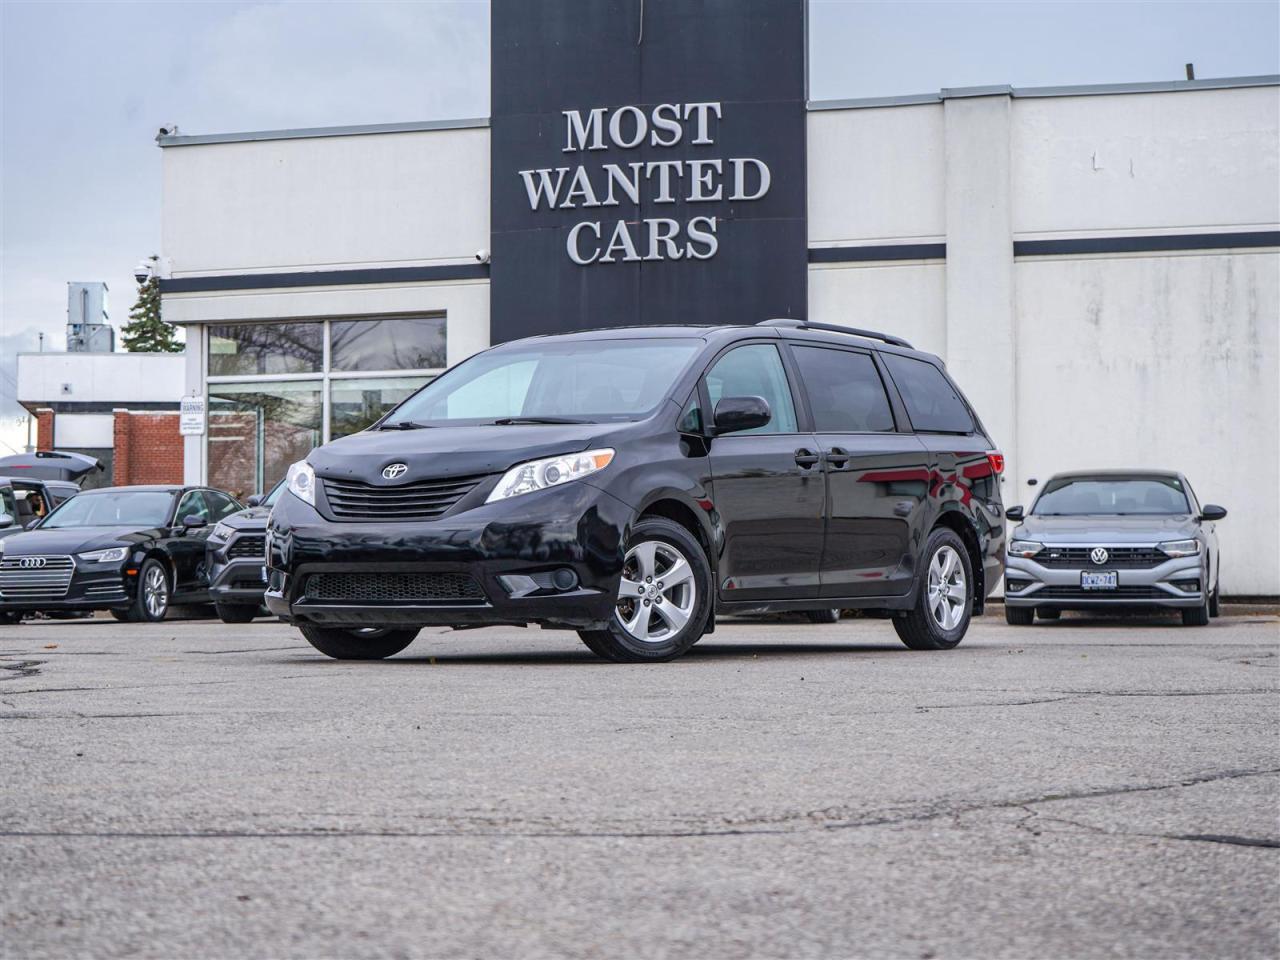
xmin=17 ymin=352 xmax=185 ymax=406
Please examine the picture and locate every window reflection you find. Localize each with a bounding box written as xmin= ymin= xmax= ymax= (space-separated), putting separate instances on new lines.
xmin=207 ymin=381 xmax=322 ymax=499
xmin=330 ymin=316 xmax=446 ymax=372
xmin=208 ymin=322 xmax=322 ymax=376
xmin=329 ymin=376 xmax=432 ymax=439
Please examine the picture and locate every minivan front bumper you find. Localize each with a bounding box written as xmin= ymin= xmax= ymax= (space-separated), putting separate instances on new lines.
xmin=1004 ymin=551 xmax=1206 ymax=609
xmin=264 ymin=481 xmax=631 ymax=629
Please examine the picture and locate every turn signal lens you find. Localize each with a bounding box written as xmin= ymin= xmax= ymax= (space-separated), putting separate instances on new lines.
xmin=986 ymin=451 xmax=1005 ymax=475
xmin=486 ymin=449 xmax=615 ymax=503
xmin=1007 ymin=540 xmax=1043 ymax=558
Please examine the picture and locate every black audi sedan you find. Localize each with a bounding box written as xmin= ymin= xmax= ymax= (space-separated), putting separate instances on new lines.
xmin=205 ymin=480 xmax=284 ymax=623
xmin=0 ymin=485 xmax=242 ymax=623
xmin=266 ymin=320 xmax=1006 ymax=663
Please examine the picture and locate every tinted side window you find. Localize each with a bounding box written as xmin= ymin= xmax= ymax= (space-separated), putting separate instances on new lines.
xmin=704 ymin=344 xmax=799 ymax=435
xmin=792 ymin=346 xmax=895 ymax=433
xmin=177 ymin=491 xmax=210 ymax=523
xmin=882 ymin=355 xmax=974 ymax=434
xmin=205 ymin=491 xmax=241 ymax=521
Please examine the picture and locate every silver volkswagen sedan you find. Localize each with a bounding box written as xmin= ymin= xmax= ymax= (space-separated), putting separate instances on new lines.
xmin=1003 ymin=470 xmax=1226 ymax=626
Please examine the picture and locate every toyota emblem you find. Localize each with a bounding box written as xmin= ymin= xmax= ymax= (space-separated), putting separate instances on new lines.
xmin=19 ymin=557 xmax=47 ymax=569
xmin=1090 ymin=547 xmax=1109 ymax=565
xmin=382 ymin=463 xmax=409 ymax=481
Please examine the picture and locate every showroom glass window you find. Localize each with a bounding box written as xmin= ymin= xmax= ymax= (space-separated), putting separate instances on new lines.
xmin=204 ymin=316 xmax=444 ymax=497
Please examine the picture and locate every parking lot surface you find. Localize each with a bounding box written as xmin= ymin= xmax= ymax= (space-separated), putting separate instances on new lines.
xmin=2 ymin=609 xmax=1277 ymax=959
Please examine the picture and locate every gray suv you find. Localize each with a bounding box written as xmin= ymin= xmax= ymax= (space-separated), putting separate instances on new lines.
xmin=1003 ymin=471 xmax=1226 ymax=627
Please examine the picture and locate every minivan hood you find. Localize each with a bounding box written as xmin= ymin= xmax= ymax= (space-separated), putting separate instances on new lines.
xmin=0 ymin=526 xmax=163 ymax=557
xmin=1015 ymin=514 xmax=1197 ymax=544
xmin=309 ymin=424 xmax=606 ymax=483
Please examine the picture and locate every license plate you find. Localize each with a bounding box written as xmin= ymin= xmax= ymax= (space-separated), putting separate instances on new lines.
xmin=1081 ymin=571 xmax=1117 ymax=590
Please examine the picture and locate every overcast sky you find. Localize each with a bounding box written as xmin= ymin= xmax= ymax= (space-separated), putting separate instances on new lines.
xmin=2 ymin=0 xmax=1278 ymax=452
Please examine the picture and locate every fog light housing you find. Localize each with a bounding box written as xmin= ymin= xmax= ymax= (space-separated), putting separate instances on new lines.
xmin=1173 ymin=580 xmax=1201 ymax=593
xmin=1006 ymin=579 xmax=1032 ymax=592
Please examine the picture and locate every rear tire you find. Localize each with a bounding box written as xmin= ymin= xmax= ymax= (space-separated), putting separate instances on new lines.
xmin=215 ymin=603 xmax=258 ymax=624
xmin=1005 ymin=605 xmax=1035 ymax=626
xmin=1181 ymin=597 xmax=1211 ymax=627
xmin=894 ymin=528 xmax=974 ymax=650
xmin=805 ymin=608 xmax=841 ymax=624
xmin=1036 ymin=607 xmax=1061 ymax=620
xmin=299 ymin=624 xmax=419 ymax=660
xmin=578 ymin=517 xmax=712 ymax=663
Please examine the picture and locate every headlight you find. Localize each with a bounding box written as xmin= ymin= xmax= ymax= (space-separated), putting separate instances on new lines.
xmin=1158 ymin=539 xmax=1201 ymax=558
xmin=1007 ymin=540 xmax=1044 ymax=558
xmin=78 ymin=547 xmax=128 ymax=564
xmin=486 ymin=449 xmax=615 ymax=503
xmin=286 ymin=460 xmax=316 ymax=506
xmin=210 ymin=522 xmax=235 ymax=541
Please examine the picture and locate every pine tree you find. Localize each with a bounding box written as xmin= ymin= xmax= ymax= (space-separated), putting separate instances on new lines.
xmin=121 ymin=272 xmax=182 ymax=353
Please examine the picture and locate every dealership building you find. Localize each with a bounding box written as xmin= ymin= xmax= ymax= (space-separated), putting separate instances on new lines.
xmin=154 ymin=3 xmax=1278 ymax=595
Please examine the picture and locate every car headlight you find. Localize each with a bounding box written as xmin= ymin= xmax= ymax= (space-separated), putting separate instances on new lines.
xmin=210 ymin=522 xmax=235 ymax=542
xmin=78 ymin=546 xmax=129 ymax=564
xmin=486 ymin=449 xmax=615 ymax=503
xmin=1007 ymin=540 xmax=1044 ymax=558
xmin=286 ymin=460 xmax=316 ymax=506
xmin=1158 ymin=539 xmax=1201 ymax=558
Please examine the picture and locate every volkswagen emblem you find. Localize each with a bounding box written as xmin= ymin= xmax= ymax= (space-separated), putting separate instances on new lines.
xmin=1090 ymin=547 xmax=1109 ymax=566
xmin=382 ymin=463 xmax=409 ymax=481
xmin=19 ymin=557 xmax=47 ymax=569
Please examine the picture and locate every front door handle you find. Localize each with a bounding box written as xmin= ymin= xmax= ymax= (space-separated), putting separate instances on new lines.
xmin=826 ymin=447 xmax=850 ymax=469
xmin=794 ymin=448 xmax=820 ymax=469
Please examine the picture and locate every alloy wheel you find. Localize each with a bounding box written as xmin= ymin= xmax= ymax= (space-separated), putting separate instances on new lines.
xmin=144 ymin=565 xmax=168 ymax=619
xmin=615 ymin=540 xmax=698 ymax=643
xmin=927 ymin=545 xmax=966 ymax=630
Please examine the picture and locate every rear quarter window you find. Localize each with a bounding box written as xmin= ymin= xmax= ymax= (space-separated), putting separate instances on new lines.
xmin=882 ymin=354 xmax=974 ymax=434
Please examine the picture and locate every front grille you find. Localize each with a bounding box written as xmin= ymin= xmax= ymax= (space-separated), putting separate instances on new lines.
xmin=304 ymin=572 xmax=486 ymax=604
xmin=0 ymin=556 xmax=75 ymax=600
xmin=226 ymin=535 xmax=266 ymax=560
xmin=321 ymin=473 xmax=491 ymax=522
xmin=1034 ymin=585 xmax=1168 ymax=600
xmin=1035 ymin=546 xmax=1167 ymax=569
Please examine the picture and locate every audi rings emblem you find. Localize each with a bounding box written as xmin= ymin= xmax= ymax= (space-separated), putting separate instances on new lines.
xmin=1090 ymin=547 xmax=1109 ymax=565
xmin=382 ymin=463 xmax=409 ymax=481
xmin=19 ymin=557 xmax=47 ymax=568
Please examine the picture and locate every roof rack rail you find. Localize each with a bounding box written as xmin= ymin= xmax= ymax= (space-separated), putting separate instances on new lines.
xmin=757 ymin=318 xmax=913 ymax=349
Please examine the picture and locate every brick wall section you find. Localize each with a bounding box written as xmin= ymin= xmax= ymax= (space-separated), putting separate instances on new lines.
xmin=112 ymin=410 xmax=182 ymax=486
xmin=35 ymin=409 xmax=54 ymax=449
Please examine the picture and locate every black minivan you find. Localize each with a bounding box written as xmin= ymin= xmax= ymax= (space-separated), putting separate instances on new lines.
xmin=266 ymin=320 xmax=1006 ymax=662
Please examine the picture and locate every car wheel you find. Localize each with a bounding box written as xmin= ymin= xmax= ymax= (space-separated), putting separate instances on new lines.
xmin=109 ymin=608 xmax=132 ymax=622
xmin=299 ymin=624 xmax=420 ymax=660
xmin=1181 ymin=596 xmax=1211 ymax=627
xmin=215 ymin=603 xmax=258 ymax=624
xmin=1036 ymin=607 xmax=1061 ymax=620
xmin=805 ymin=608 xmax=841 ymax=624
xmin=1208 ymin=576 xmax=1221 ymax=618
xmin=0 ymin=610 xmax=22 ymax=626
xmin=894 ymin=528 xmax=974 ymax=649
xmin=131 ymin=559 xmax=171 ymax=623
xmin=1004 ymin=604 xmax=1034 ymax=626
xmin=577 ymin=517 xmax=712 ymax=663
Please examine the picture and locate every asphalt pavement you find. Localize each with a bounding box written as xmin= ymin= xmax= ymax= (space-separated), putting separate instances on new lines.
xmin=2 ymin=608 xmax=1277 ymax=959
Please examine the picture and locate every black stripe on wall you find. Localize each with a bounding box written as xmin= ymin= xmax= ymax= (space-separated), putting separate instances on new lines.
xmin=1013 ymin=231 xmax=1280 ymax=257
xmin=809 ymin=243 xmax=946 ymax=263
xmin=159 ymin=263 xmax=489 ymax=294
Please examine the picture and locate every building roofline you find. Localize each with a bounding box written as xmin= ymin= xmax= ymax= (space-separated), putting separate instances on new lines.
xmin=157 ymin=116 xmax=490 ymax=148
xmin=807 ymin=73 xmax=1280 ymax=111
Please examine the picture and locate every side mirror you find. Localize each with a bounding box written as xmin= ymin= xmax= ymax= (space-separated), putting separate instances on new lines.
xmin=1200 ymin=504 xmax=1227 ymax=522
xmin=1005 ymin=505 xmax=1024 ymax=521
xmin=713 ymin=396 xmax=771 ymax=435
xmin=181 ymin=514 xmax=208 ymax=530
xmin=0 ymin=513 xmax=12 ymax=529
xmin=246 ymin=494 xmax=265 ymax=508
xmin=24 ymin=519 xmax=40 ymax=530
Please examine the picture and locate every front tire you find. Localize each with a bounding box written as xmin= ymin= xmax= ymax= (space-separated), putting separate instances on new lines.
xmin=894 ymin=528 xmax=975 ymax=649
xmin=0 ymin=611 xmax=22 ymax=626
xmin=578 ymin=517 xmax=712 ymax=662
xmin=130 ymin=559 xmax=171 ymax=622
xmin=215 ymin=603 xmax=258 ymax=624
xmin=1209 ymin=576 xmax=1221 ymax=618
xmin=1005 ymin=604 xmax=1035 ymax=626
xmin=299 ymin=624 xmax=420 ymax=660
xmin=1182 ymin=596 xmax=1211 ymax=627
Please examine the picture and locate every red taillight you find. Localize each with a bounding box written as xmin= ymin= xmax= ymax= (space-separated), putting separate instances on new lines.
xmin=986 ymin=451 xmax=1005 ymax=475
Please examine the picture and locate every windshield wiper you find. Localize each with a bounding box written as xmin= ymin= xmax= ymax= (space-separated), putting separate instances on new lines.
xmin=489 ymin=416 xmax=589 ymax=425
xmin=377 ymin=420 xmax=433 ymax=430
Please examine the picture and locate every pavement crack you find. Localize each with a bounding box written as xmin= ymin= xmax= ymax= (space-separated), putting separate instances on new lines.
xmin=0 ymin=659 xmax=43 ymax=681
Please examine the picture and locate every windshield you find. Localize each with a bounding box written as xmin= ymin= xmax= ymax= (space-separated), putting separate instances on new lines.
xmin=1032 ymin=477 xmax=1190 ymax=516
xmin=381 ymin=338 xmax=702 ymax=426
xmin=264 ymin=479 xmax=286 ymax=507
xmin=41 ymin=491 xmax=175 ymax=529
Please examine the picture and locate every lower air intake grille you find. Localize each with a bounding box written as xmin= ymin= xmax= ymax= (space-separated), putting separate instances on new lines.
xmin=304 ymin=572 xmax=486 ymax=604
xmin=1034 ymin=586 xmax=1167 ymax=600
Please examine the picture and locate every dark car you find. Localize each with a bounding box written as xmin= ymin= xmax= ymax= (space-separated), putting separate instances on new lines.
xmin=0 ymin=485 xmax=242 ymax=623
xmin=0 ymin=476 xmax=78 ymax=542
xmin=266 ymin=320 xmax=1006 ymax=662
xmin=205 ymin=480 xmax=285 ymax=623
xmin=1003 ymin=470 xmax=1226 ymax=626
